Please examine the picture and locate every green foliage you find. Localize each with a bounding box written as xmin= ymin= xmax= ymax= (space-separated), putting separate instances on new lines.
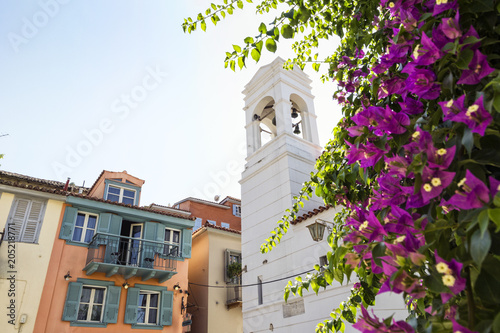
xmin=184 ymin=0 xmax=500 ymax=332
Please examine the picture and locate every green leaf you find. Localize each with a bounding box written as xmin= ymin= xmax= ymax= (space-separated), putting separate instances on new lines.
xmin=281 ymin=24 xmax=294 ymax=39
xmin=265 ymin=38 xmax=277 ymax=53
xmin=201 ymin=20 xmax=207 ymax=32
xmin=237 ymin=0 xmax=243 ymax=9
xmin=251 ymin=48 xmax=261 ymax=62
xmin=479 ymin=209 xmax=489 ymax=237
xmin=470 ymin=228 xmax=491 ymax=267
xmin=244 ymin=36 xmax=254 ymax=44
xmin=258 ymin=22 xmax=267 ymax=34
xmin=456 ymin=49 xmax=474 ymax=69
xmin=238 ymin=56 xmax=245 ymax=69
xmin=489 ymin=208 xmax=500 ymax=232
xmin=495 ymin=193 xmax=500 ymax=207
xmin=284 ymin=287 xmax=290 ymax=302
xmin=324 ymin=269 xmax=334 ymax=285
xmin=462 ymin=128 xmax=474 ymax=155
xmin=233 ymin=44 xmax=241 ymax=53
xmin=494 ymin=312 xmax=500 ymax=333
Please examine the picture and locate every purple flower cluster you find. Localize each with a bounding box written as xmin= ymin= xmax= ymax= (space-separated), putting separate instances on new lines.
xmin=329 ymin=0 xmax=498 ymax=331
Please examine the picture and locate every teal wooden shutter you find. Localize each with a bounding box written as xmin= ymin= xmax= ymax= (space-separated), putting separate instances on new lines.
xmin=160 ymin=290 xmax=173 ymax=326
xmin=103 ymin=285 xmax=121 ymax=324
xmin=124 ymin=287 xmax=140 ymax=324
xmin=142 ymin=222 xmax=157 ymax=267
xmin=98 ymin=213 xmax=123 ymax=262
xmin=59 ymin=207 xmax=78 ymax=240
xmin=62 ymin=282 xmax=83 ymax=321
xmin=182 ymin=229 xmax=193 ymax=258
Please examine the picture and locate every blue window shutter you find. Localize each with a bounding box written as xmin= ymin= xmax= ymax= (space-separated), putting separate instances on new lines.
xmin=109 ymin=214 xmax=123 ymax=234
xmin=98 ymin=213 xmax=123 ymax=262
xmin=103 ymin=285 xmax=121 ymax=323
xmin=62 ymin=282 xmax=83 ymax=321
xmin=98 ymin=213 xmax=122 ymax=235
xmin=182 ymin=229 xmax=193 ymax=258
xmin=124 ymin=287 xmax=140 ymax=324
xmin=59 ymin=206 xmax=78 ymax=240
xmin=160 ymin=290 xmax=173 ymax=326
xmin=98 ymin=213 xmax=112 ymax=234
xmin=142 ymin=222 xmax=157 ymax=267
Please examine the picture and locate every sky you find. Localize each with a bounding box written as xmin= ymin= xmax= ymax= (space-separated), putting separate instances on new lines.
xmin=0 ymin=0 xmax=341 ymax=206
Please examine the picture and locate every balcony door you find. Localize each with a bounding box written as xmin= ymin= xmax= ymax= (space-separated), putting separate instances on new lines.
xmin=126 ymin=223 xmax=143 ymax=266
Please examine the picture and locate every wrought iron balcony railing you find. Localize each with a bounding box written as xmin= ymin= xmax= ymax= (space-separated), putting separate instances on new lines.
xmin=226 ymin=283 xmax=242 ymax=308
xmin=83 ymin=233 xmax=179 ymax=282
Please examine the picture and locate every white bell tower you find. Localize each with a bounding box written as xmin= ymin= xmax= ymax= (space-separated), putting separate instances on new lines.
xmin=240 ymin=57 xmax=324 ymax=331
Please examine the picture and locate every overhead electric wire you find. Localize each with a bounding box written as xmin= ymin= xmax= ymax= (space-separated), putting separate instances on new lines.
xmin=188 ymin=268 xmax=316 ymax=288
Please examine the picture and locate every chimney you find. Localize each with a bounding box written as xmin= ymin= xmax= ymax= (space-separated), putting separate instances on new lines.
xmin=63 ymin=177 xmax=70 ymax=191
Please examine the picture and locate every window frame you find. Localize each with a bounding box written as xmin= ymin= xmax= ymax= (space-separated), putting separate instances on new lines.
xmin=71 ymin=211 xmax=99 ymax=243
xmin=77 ymin=285 xmax=107 ymax=323
xmin=125 ymin=284 xmax=173 ymax=328
xmin=224 ymin=249 xmax=242 ymax=284
xmin=136 ymin=290 xmax=160 ymax=325
xmin=163 ymin=227 xmax=181 ymax=257
xmin=7 ymin=196 xmax=46 ymax=244
xmin=62 ymin=279 xmax=120 ymax=327
xmin=106 ymin=184 xmax=137 ymax=205
xmin=232 ymin=204 xmax=241 ymax=217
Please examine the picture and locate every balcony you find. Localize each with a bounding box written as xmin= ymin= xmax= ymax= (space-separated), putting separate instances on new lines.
xmin=83 ymin=233 xmax=179 ymax=283
xmin=226 ymin=283 xmax=242 ymax=309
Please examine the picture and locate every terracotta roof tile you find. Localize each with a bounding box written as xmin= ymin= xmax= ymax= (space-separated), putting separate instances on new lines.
xmin=192 ymin=221 xmax=241 ymax=236
xmin=68 ymin=193 xmax=195 ymax=220
xmin=290 ymin=205 xmax=332 ymax=225
xmin=0 ymin=170 xmax=86 ymax=192
xmin=0 ymin=170 xmax=193 ymax=221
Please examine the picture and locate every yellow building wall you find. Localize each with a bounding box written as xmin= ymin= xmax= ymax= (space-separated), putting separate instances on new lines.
xmin=0 ymin=191 xmax=64 ymax=333
xmin=188 ymin=230 xmax=210 ymax=333
xmin=207 ymin=230 xmax=242 ymax=333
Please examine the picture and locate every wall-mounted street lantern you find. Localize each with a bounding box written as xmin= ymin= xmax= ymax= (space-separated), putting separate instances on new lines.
xmin=306 ymin=219 xmax=333 ymax=242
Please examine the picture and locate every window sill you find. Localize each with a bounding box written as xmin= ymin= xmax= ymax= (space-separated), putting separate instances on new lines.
xmin=131 ymin=324 xmax=163 ymax=330
xmin=70 ymin=321 xmax=107 ymax=328
xmin=65 ymin=240 xmax=91 ymax=247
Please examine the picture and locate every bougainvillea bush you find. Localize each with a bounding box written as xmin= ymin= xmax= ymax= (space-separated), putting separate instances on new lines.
xmin=184 ymin=0 xmax=500 ymax=332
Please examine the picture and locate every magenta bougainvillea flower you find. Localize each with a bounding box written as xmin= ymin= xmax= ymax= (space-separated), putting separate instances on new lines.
xmin=412 ymin=32 xmax=442 ymax=65
xmin=439 ymin=11 xmax=462 ymax=39
xmin=442 ymin=170 xmax=490 ymax=211
xmin=420 ymin=167 xmax=455 ymax=203
xmin=379 ymin=76 xmax=407 ymax=98
xmin=351 ymin=106 xmax=409 ymax=136
xmin=457 ymin=49 xmax=495 ymax=85
xmin=399 ymin=96 xmax=424 ymax=115
xmin=440 ymin=95 xmax=492 ymax=135
xmin=434 ymin=251 xmax=466 ymax=303
xmin=439 ymin=94 xmax=466 ymax=122
xmin=353 ymin=306 xmax=415 ymax=333
xmin=460 ymin=25 xmax=481 ymax=50
xmin=451 ymin=319 xmax=478 ymax=333
xmin=427 ymin=145 xmax=456 ymax=169
xmin=431 ymin=0 xmax=458 ymax=16
xmin=405 ymin=68 xmax=441 ymax=99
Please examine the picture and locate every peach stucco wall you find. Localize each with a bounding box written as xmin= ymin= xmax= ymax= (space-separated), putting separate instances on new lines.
xmin=34 ymin=207 xmax=189 ymax=333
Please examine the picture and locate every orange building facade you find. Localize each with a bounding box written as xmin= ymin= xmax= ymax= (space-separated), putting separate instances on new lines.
xmin=33 ymin=170 xmax=195 ymax=332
